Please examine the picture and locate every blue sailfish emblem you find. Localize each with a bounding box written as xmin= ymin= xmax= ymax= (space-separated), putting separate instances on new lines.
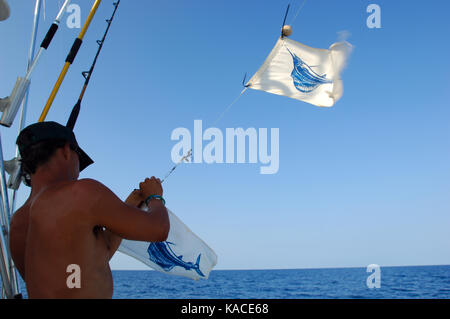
xmin=287 ymin=48 xmax=332 ymax=93
xmin=147 ymin=241 xmax=205 ymax=277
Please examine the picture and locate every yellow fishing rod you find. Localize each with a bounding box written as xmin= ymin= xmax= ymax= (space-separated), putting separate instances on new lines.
xmin=38 ymin=0 xmax=102 ymax=122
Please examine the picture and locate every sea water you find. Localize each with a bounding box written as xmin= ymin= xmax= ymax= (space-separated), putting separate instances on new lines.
xmin=9 ymin=265 xmax=450 ymax=299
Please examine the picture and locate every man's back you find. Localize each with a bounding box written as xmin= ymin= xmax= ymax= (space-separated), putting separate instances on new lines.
xmin=10 ymin=177 xmax=169 ymax=299
xmin=12 ymin=180 xmax=113 ymax=298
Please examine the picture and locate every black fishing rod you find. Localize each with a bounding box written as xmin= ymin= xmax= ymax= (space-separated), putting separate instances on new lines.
xmin=66 ymin=0 xmax=121 ymax=130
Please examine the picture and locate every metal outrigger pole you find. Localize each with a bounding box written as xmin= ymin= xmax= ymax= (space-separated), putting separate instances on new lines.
xmin=10 ymin=0 xmax=43 ymax=215
xmin=0 ymin=0 xmax=42 ymax=299
xmin=0 ymin=132 xmax=14 ymax=298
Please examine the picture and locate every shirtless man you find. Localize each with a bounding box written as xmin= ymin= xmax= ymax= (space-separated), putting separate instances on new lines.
xmin=9 ymin=121 xmax=170 ymax=298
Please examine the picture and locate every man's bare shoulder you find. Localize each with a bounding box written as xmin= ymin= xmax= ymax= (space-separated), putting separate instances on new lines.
xmin=28 ymin=179 xmax=106 ymax=217
xmin=11 ymin=203 xmax=28 ymax=226
xmin=43 ymin=178 xmax=107 ymax=199
xmin=73 ymin=178 xmax=106 ymax=192
xmin=25 ymin=179 xmax=108 ymax=229
xmin=59 ymin=179 xmax=109 ymax=209
xmin=73 ymin=178 xmax=122 ymax=199
xmin=71 ymin=179 xmax=125 ymax=211
xmin=10 ymin=202 xmax=29 ymax=243
xmin=73 ymin=178 xmax=116 ymax=200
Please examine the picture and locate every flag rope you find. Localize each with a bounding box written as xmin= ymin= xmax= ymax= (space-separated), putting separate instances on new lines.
xmin=161 ymin=87 xmax=248 ymax=183
xmin=290 ymin=0 xmax=308 ymax=25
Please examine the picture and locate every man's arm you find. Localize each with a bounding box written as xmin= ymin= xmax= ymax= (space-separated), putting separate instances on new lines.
xmin=104 ymin=189 xmax=146 ymax=260
xmin=78 ymin=177 xmax=170 ymax=243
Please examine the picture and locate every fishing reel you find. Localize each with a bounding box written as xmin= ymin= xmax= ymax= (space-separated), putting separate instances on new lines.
xmin=0 ymin=0 xmax=10 ymax=21
xmin=3 ymin=157 xmax=24 ymax=190
xmin=0 ymin=76 xmax=30 ymax=189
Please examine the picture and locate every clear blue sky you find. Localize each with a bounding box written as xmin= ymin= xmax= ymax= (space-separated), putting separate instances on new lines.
xmin=1 ymin=0 xmax=449 ymax=270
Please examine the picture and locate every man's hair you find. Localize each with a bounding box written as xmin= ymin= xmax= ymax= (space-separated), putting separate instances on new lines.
xmin=19 ymin=138 xmax=76 ymax=176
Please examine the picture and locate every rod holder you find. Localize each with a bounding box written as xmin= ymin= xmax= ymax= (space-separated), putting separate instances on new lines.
xmin=0 ymin=77 xmax=31 ymax=127
xmin=4 ymin=157 xmax=22 ymax=190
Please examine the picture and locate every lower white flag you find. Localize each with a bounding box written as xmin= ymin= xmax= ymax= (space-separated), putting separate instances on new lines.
xmin=118 ymin=206 xmax=218 ymax=281
xmin=247 ymin=37 xmax=352 ymax=107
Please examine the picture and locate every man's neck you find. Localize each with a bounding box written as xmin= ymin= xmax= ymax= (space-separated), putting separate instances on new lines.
xmin=30 ymin=172 xmax=74 ymax=198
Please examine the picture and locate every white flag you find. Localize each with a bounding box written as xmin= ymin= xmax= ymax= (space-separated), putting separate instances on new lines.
xmin=247 ymin=37 xmax=352 ymax=107
xmin=118 ymin=207 xmax=218 ymax=280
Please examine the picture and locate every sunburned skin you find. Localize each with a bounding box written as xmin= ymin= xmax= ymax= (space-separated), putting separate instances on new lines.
xmin=9 ymin=143 xmax=169 ymax=298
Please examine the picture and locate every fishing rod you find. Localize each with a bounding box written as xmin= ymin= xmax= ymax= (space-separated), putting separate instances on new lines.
xmin=38 ymin=0 xmax=102 ymax=123
xmin=66 ymin=0 xmax=120 ymax=130
xmin=0 ymin=0 xmax=71 ymax=127
xmin=60 ymin=0 xmax=180 ymax=183
xmin=25 ymin=0 xmax=71 ymax=81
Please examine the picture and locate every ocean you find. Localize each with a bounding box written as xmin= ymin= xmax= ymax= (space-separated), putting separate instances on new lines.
xmin=9 ymin=265 xmax=450 ymax=299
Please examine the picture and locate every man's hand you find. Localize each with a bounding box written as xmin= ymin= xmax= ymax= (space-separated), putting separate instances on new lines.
xmin=139 ymin=177 xmax=163 ymax=198
xmin=125 ymin=189 xmax=145 ymax=207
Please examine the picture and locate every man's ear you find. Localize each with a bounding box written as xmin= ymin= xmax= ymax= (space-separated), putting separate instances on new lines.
xmin=60 ymin=143 xmax=72 ymax=161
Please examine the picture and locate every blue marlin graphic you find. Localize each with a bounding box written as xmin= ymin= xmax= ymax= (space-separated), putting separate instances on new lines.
xmin=147 ymin=241 xmax=205 ymax=277
xmin=287 ymin=47 xmax=332 ymax=93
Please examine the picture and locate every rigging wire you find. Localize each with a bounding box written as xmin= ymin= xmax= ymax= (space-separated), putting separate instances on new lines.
xmin=290 ymin=0 xmax=308 ymax=25
xmin=161 ymin=88 xmax=248 ymax=183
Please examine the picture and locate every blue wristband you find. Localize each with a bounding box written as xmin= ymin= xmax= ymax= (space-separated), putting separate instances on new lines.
xmin=145 ymin=195 xmax=166 ymax=206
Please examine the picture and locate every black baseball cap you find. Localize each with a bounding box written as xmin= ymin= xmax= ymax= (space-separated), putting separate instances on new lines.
xmin=17 ymin=121 xmax=94 ymax=172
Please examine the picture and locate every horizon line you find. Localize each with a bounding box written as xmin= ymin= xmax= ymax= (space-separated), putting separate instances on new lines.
xmin=111 ymin=263 xmax=450 ymax=271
